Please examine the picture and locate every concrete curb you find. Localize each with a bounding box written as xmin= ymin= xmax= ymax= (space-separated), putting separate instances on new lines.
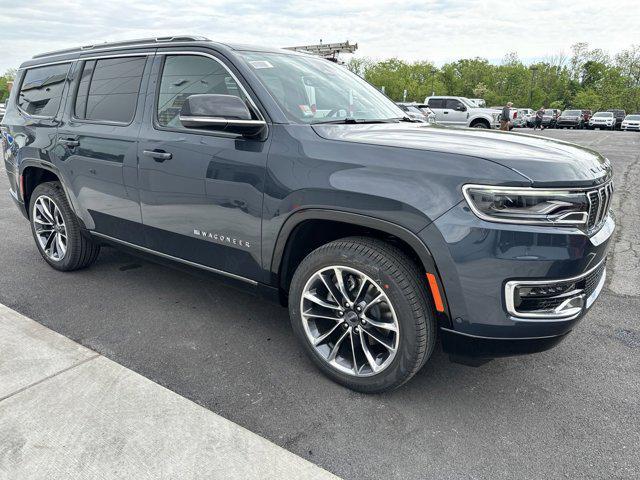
xmin=0 ymin=303 xmax=340 ymax=480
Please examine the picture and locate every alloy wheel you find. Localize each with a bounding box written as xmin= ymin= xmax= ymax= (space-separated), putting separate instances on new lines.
xmin=32 ymin=195 xmax=67 ymax=261
xmin=300 ymin=265 xmax=400 ymax=377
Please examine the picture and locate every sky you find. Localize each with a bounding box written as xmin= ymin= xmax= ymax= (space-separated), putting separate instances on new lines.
xmin=0 ymin=0 xmax=639 ymax=73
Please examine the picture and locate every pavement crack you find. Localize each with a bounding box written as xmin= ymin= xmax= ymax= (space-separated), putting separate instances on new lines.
xmin=0 ymin=354 xmax=100 ymax=404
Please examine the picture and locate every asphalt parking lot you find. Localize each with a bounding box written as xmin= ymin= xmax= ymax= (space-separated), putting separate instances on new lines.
xmin=1 ymin=129 xmax=639 ymax=480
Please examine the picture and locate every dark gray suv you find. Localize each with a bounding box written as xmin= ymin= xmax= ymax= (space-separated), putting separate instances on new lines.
xmin=1 ymin=37 xmax=614 ymax=392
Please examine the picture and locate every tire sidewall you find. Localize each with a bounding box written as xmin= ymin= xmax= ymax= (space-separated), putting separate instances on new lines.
xmin=289 ymin=243 xmax=430 ymax=392
xmin=29 ymin=182 xmax=80 ymax=271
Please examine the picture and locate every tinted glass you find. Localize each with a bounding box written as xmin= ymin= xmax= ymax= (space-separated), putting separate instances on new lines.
xmin=75 ymin=57 xmax=146 ymax=123
xmin=241 ymin=52 xmax=403 ymax=124
xmin=157 ymin=55 xmax=246 ymax=128
xmin=18 ymin=63 xmax=70 ymax=117
xmin=428 ymin=98 xmax=445 ymax=109
xmin=445 ymin=99 xmax=463 ymax=109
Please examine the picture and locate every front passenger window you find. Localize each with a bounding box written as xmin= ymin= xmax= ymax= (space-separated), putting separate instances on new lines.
xmin=157 ymin=55 xmax=248 ymax=128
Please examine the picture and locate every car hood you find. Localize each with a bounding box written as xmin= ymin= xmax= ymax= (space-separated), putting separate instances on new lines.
xmin=312 ymin=123 xmax=611 ymax=187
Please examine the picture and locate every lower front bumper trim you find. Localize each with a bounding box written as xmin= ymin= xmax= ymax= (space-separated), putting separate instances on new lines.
xmin=440 ymin=327 xmax=570 ymax=360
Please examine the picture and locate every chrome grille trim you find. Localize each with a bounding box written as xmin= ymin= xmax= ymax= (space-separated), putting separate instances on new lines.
xmin=587 ymin=181 xmax=613 ymax=232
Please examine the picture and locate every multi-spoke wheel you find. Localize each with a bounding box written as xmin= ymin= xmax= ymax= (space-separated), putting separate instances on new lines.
xmin=29 ymin=181 xmax=101 ymax=271
xmin=33 ymin=195 xmax=68 ymax=261
xmin=289 ymin=237 xmax=436 ymax=393
xmin=301 ymin=266 xmax=399 ymax=376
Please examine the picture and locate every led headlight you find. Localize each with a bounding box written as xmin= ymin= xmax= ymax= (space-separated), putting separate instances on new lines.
xmin=462 ymin=185 xmax=589 ymax=226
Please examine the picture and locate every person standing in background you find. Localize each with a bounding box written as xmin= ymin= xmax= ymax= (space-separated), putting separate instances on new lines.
xmin=534 ymin=106 xmax=544 ymax=130
xmin=500 ymin=102 xmax=512 ymax=131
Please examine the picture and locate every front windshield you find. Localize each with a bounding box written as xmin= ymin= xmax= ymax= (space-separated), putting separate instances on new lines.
xmin=240 ymin=52 xmax=404 ymax=124
xmin=460 ymin=98 xmax=478 ymax=108
xmin=625 ymin=115 xmax=640 ymax=120
xmin=562 ymin=110 xmax=581 ymax=116
xmin=594 ymin=112 xmax=613 ymax=117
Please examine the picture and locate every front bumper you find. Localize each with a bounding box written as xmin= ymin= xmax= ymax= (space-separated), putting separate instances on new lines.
xmin=622 ymin=124 xmax=640 ymax=131
xmin=419 ymin=203 xmax=614 ymax=359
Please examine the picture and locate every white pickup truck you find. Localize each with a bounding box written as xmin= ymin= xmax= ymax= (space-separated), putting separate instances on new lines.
xmin=424 ymin=96 xmax=500 ymax=129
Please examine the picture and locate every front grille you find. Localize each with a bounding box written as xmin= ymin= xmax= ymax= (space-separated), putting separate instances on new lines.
xmin=587 ymin=182 xmax=613 ymax=231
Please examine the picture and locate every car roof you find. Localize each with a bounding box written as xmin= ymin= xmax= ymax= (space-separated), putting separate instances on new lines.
xmin=19 ymin=36 xmax=300 ymax=69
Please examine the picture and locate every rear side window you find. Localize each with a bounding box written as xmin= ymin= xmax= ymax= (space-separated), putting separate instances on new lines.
xmin=156 ymin=54 xmax=247 ymax=128
xmin=17 ymin=63 xmax=70 ymax=117
xmin=427 ymin=98 xmax=445 ymax=109
xmin=74 ymin=56 xmax=146 ymax=123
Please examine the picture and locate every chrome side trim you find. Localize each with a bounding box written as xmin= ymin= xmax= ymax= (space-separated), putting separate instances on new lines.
xmin=504 ymin=257 xmax=607 ymax=322
xmin=586 ymin=268 xmax=606 ymax=309
xmin=590 ymin=215 xmax=615 ymax=246
xmin=90 ymin=232 xmax=258 ymax=285
xmin=179 ymin=116 xmax=266 ymax=126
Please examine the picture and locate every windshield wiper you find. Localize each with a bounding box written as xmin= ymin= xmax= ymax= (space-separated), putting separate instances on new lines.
xmin=312 ymin=118 xmax=400 ymax=125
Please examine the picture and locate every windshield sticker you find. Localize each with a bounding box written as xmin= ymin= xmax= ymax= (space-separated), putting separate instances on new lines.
xmin=299 ymin=105 xmax=314 ymax=117
xmin=249 ymin=60 xmax=274 ymax=69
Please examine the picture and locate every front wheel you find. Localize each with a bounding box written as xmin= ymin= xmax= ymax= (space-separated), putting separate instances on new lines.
xmin=29 ymin=181 xmax=101 ymax=271
xmin=288 ymin=237 xmax=436 ymax=393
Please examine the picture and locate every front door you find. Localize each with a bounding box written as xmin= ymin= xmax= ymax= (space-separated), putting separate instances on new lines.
xmin=137 ymin=52 xmax=270 ymax=281
xmin=444 ymin=99 xmax=468 ymax=126
xmin=56 ymin=53 xmax=152 ymax=243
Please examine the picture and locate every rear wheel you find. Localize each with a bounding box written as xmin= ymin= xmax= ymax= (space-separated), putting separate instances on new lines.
xmin=288 ymin=237 xmax=436 ymax=393
xmin=29 ymin=182 xmax=100 ymax=271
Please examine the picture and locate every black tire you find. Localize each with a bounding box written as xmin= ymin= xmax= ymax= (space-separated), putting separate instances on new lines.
xmin=288 ymin=236 xmax=436 ymax=393
xmin=29 ymin=181 xmax=100 ymax=271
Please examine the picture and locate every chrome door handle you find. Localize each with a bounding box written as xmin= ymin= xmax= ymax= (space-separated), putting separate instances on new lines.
xmin=143 ymin=150 xmax=172 ymax=161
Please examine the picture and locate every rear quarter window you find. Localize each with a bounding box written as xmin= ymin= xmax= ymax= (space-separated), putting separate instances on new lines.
xmin=17 ymin=63 xmax=71 ymax=117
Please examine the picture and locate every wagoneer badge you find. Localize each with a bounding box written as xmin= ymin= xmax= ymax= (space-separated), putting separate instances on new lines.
xmin=193 ymin=229 xmax=251 ymax=249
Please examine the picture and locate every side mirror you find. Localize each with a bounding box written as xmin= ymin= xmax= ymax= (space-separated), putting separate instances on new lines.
xmin=455 ymin=104 xmax=466 ymax=112
xmin=179 ymin=94 xmax=266 ymax=137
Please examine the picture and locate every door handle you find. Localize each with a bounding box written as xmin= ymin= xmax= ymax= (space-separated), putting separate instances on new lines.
xmin=143 ymin=150 xmax=172 ymax=162
xmin=58 ymin=138 xmax=80 ymax=147
xmin=443 ymin=111 xmax=449 ymax=114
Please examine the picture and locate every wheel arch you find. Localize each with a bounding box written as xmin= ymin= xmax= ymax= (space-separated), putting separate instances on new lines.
xmin=270 ymin=209 xmax=450 ymax=322
xmin=469 ymin=116 xmax=491 ymax=128
xmin=20 ymin=163 xmax=62 ymax=217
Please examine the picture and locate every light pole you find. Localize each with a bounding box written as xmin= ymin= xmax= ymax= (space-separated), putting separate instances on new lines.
xmin=430 ymin=68 xmax=437 ymax=96
xmin=529 ymin=65 xmax=538 ymax=107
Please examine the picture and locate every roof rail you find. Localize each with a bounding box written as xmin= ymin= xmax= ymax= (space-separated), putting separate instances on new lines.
xmin=32 ymin=35 xmax=210 ymax=59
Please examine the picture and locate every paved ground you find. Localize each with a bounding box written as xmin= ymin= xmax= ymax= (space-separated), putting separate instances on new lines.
xmin=1 ymin=129 xmax=639 ymax=479
xmin=0 ymin=304 xmax=337 ymax=479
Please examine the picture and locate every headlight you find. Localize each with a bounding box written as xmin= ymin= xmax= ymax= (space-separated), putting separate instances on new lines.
xmin=462 ymin=185 xmax=589 ymax=226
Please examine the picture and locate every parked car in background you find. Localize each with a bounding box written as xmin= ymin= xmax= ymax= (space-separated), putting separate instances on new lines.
xmin=621 ymin=114 xmax=640 ymax=131
xmin=607 ymin=109 xmax=626 ymax=130
xmin=396 ymin=102 xmax=434 ymax=123
xmin=425 ymin=96 xmax=500 ymax=128
xmin=556 ymin=109 xmax=586 ymax=129
xmin=3 ymin=36 xmax=614 ymax=392
xmin=589 ymin=111 xmax=616 ymax=130
xmin=541 ymin=108 xmax=560 ymax=128
xmin=518 ymin=108 xmax=535 ymax=127
xmin=513 ymin=109 xmax=532 ymax=128
xmin=413 ymin=104 xmax=437 ymax=123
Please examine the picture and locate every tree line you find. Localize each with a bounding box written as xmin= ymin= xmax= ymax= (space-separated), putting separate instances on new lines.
xmin=346 ymin=43 xmax=640 ymax=112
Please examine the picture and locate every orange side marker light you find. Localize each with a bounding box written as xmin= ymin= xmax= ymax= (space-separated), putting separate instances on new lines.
xmin=426 ymin=273 xmax=445 ymax=312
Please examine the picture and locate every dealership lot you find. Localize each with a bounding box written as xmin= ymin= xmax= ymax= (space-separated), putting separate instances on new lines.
xmin=1 ymin=129 xmax=638 ymax=479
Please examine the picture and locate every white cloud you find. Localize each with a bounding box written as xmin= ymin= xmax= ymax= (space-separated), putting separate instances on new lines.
xmin=0 ymin=0 xmax=638 ymax=73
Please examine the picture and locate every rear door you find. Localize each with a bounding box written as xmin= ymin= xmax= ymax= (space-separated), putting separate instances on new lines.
xmin=56 ymin=52 xmax=153 ymax=243
xmin=137 ymin=50 xmax=270 ymax=281
xmin=426 ymin=98 xmax=449 ymax=124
